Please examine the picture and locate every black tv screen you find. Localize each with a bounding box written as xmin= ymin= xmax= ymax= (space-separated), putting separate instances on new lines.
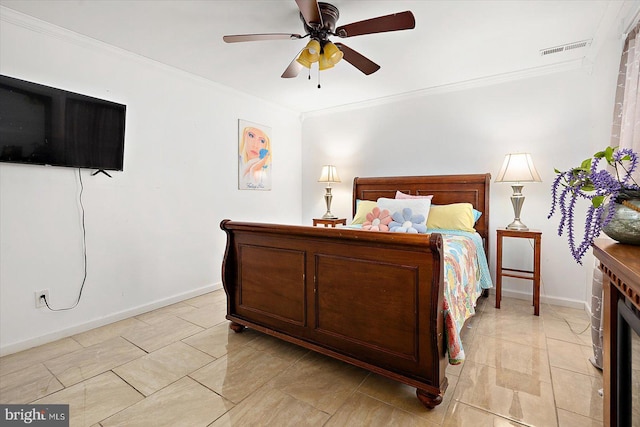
xmin=0 ymin=75 xmax=126 ymax=171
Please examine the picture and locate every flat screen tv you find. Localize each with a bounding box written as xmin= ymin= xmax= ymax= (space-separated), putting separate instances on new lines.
xmin=0 ymin=74 xmax=126 ymax=171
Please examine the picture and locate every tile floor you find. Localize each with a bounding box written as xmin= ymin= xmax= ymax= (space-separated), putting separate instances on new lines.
xmin=0 ymin=290 xmax=613 ymax=426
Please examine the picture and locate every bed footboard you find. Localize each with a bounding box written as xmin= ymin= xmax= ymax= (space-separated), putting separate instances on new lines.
xmin=220 ymin=220 xmax=448 ymax=408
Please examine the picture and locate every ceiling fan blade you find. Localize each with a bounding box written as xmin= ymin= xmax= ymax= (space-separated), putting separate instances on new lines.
xmin=295 ymin=0 xmax=322 ymax=27
xmin=223 ymin=33 xmax=302 ymax=43
xmin=335 ymin=11 xmax=415 ymax=38
xmin=281 ymin=53 xmax=304 ymax=78
xmin=335 ymin=43 xmax=380 ymax=75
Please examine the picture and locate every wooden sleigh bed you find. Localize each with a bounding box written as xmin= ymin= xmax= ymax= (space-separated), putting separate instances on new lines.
xmin=220 ymin=174 xmax=491 ymax=408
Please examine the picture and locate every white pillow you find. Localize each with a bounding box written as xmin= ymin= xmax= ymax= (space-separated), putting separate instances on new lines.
xmin=376 ymin=197 xmax=431 ymax=226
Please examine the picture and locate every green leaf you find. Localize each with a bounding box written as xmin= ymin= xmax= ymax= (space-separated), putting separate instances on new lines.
xmin=594 ymin=151 xmax=606 ymax=158
xmin=592 ymin=195 xmax=605 ymax=207
xmin=580 ymin=159 xmax=592 ymax=169
xmin=605 ymin=146 xmax=614 ymax=163
xmin=582 ymin=184 xmax=595 ymax=192
xmin=554 ymin=168 xmax=562 ymax=174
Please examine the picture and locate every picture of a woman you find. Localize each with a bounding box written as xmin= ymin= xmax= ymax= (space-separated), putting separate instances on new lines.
xmin=238 ymin=120 xmax=271 ymax=190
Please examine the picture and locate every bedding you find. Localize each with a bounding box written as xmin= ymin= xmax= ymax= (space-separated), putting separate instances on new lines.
xmin=352 ymin=198 xmax=481 ymax=230
xmin=436 ymin=230 xmax=492 ymax=364
xmin=426 ymin=203 xmax=477 ymax=232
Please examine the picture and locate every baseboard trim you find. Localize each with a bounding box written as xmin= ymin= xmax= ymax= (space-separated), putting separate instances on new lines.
xmin=497 ymin=288 xmax=588 ymax=311
xmin=0 ymin=282 xmax=223 ymax=356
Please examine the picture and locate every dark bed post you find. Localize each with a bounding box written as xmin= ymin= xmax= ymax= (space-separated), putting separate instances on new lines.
xmin=220 ymin=219 xmax=245 ymax=333
xmin=416 ymin=232 xmax=447 ymax=408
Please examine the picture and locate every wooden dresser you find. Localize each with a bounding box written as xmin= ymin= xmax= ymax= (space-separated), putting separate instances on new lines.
xmin=593 ymin=239 xmax=640 ymax=427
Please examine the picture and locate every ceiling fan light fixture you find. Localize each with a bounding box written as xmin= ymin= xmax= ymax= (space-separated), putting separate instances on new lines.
xmin=322 ymin=41 xmax=343 ymax=65
xmin=296 ymin=39 xmax=321 ymax=68
xmin=296 ymin=51 xmax=313 ymax=68
xmin=318 ymin=53 xmax=334 ymax=70
xmin=305 ymin=39 xmax=321 ymax=56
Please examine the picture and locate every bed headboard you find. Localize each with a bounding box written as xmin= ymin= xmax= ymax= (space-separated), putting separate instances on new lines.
xmin=352 ymin=174 xmax=491 ymax=256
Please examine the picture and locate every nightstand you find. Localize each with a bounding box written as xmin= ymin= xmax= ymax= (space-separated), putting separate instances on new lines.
xmin=313 ymin=218 xmax=346 ymax=227
xmin=495 ymin=228 xmax=542 ymax=315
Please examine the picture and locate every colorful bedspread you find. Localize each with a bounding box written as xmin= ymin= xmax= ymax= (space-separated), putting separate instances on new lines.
xmin=432 ymin=229 xmax=493 ymax=364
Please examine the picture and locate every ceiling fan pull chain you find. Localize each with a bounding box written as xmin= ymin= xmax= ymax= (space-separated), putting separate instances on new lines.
xmin=317 ymin=67 xmax=321 ymax=89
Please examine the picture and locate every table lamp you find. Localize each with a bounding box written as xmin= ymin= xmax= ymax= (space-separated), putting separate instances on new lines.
xmin=495 ymin=153 xmax=542 ymax=231
xmin=318 ymin=165 xmax=341 ymax=219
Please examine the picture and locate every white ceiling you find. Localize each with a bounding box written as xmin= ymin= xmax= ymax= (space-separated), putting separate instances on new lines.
xmin=1 ymin=0 xmax=637 ymax=114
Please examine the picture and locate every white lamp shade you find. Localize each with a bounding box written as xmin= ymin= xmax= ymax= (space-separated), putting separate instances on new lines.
xmin=495 ymin=153 xmax=542 ymax=183
xmin=318 ymin=165 xmax=341 ymax=183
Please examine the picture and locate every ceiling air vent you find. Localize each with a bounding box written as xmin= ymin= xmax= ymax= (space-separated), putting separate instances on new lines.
xmin=540 ymin=39 xmax=592 ymax=56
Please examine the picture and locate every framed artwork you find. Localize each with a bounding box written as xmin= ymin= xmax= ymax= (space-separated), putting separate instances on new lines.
xmin=238 ymin=119 xmax=272 ymax=190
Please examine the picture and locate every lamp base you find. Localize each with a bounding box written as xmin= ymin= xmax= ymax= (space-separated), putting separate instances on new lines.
xmin=322 ymin=186 xmax=336 ymax=219
xmin=506 ymin=219 xmax=529 ymax=231
xmin=506 ymin=185 xmax=529 ymax=231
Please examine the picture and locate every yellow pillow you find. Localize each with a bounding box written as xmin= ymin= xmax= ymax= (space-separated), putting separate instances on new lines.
xmin=351 ymin=200 xmax=377 ymax=225
xmin=426 ymin=203 xmax=476 ymax=232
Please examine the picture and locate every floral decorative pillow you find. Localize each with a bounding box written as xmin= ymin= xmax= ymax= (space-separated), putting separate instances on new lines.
xmin=362 ymin=207 xmax=392 ymax=231
xmin=389 ymin=208 xmax=427 ymax=233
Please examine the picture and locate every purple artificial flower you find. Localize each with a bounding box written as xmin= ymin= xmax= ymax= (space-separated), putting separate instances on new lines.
xmin=548 ymin=146 xmax=639 ymax=264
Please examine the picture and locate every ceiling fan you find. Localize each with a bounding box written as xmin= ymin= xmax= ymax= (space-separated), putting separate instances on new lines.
xmin=223 ymin=0 xmax=415 ymax=79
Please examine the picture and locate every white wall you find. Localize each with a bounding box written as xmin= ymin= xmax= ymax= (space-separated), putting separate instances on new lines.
xmin=300 ymin=42 xmax=623 ymax=308
xmin=0 ymin=10 xmax=302 ymax=355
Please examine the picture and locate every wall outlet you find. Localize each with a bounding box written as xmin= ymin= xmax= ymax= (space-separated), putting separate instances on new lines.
xmin=34 ymin=290 xmax=49 ymax=308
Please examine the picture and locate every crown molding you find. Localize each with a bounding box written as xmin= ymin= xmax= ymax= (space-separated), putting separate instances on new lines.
xmin=0 ymin=6 xmax=299 ymax=116
xmin=301 ymin=58 xmax=586 ymax=119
